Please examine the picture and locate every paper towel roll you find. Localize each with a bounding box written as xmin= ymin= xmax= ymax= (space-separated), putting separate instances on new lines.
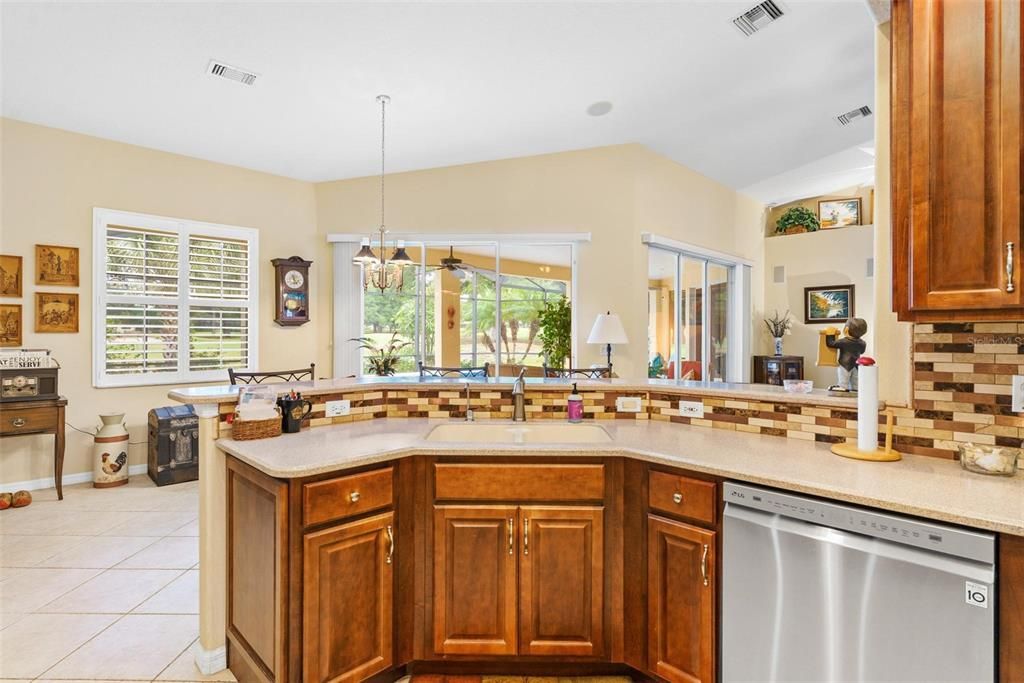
xmin=857 ymin=363 xmax=878 ymax=451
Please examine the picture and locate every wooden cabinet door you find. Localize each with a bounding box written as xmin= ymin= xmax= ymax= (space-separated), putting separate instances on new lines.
xmin=892 ymin=0 xmax=1024 ymax=318
xmin=433 ymin=505 xmax=518 ymax=655
xmin=647 ymin=515 xmax=715 ymax=683
xmin=519 ymin=506 xmax=604 ymax=657
xmin=303 ymin=512 xmax=394 ymax=683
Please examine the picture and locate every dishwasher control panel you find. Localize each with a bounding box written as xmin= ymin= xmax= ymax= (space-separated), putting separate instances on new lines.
xmin=723 ymin=482 xmax=995 ymax=564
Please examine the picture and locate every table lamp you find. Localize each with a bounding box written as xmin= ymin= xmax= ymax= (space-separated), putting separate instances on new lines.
xmin=587 ymin=311 xmax=628 ymax=371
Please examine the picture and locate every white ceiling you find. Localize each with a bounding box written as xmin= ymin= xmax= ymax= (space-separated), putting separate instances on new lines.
xmin=1 ymin=1 xmax=876 ymax=191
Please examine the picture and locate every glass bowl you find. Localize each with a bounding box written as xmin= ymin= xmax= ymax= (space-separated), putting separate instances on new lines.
xmin=959 ymin=443 xmax=1019 ymax=476
xmin=783 ymin=379 xmax=814 ymax=394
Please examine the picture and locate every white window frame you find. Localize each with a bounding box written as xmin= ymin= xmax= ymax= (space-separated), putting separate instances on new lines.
xmin=642 ymin=233 xmax=752 ymax=383
xmin=328 ymin=233 xmax=587 ymax=378
xmin=92 ymin=207 xmax=259 ymax=388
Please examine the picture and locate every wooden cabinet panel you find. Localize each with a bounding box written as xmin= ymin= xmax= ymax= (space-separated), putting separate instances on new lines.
xmin=648 ymin=470 xmax=717 ymax=527
xmin=892 ymin=0 xmax=1024 ymax=319
xmin=303 ymin=512 xmax=394 ymax=683
xmin=433 ymin=463 xmax=605 ymax=502
xmin=227 ymin=458 xmax=288 ymax=683
xmin=647 ymin=515 xmax=716 ymax=683
xmin=433 ymin=505 xmax=518 ymax=655
xmin=303 ymin=466 xmax=393 ymax=527
xmin=519 ymin=506 xmax=604 ymax=657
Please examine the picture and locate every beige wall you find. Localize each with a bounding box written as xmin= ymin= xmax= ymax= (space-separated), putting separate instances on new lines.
xmin=2 ymin=125 xmax=763 ymax=486
xmin=764 ymin=225 xmax=875 ymax=387
xmin=318 ymin=144 xmax=764 ymax=379
xmin=0 ymin=119 xmax=327 ymax=486
xmin=871 ymin=21 xmax=913 ymax=406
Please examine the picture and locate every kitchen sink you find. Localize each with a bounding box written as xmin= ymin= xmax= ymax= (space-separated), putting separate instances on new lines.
xmin=425 ymin=422 xmax=612 ymax=444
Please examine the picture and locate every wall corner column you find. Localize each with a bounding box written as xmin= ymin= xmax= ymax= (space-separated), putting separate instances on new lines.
xmin=193 ymin=402 xmax=228 ymax=675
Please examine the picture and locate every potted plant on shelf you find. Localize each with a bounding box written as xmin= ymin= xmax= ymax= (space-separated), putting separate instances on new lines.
xmin=537 ymin=297 xmax=572 ymax=369
xmin=349 ymin=332 xmax=411 ymax=376
xmin=775 ymin=206 xmax=820 ymax=235
xmin=764 ymin=310 xmax=793 ymax=356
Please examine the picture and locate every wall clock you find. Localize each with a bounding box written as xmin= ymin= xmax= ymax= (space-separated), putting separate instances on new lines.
xmin=272 ymin=256 xmax=312 ymax=326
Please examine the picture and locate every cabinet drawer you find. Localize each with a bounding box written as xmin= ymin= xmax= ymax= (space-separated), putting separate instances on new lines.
xmin=434 ymin=463 xmax=605 ymax=501
xmin=648 ymin=469 xmax=717 ymax=526
xmin=0 ymin=407 xmax=56 ymax=435
xmin=302 ymin=466 xmax=393 ymax=527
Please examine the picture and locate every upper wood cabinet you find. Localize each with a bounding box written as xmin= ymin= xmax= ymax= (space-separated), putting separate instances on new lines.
xmin=519 ymin=506 xmax=604 ymax=657
xmin=892 ymin=0 xmax=1023 ymax=320
xmin=647 ymin=515 xmax=716 ymax=683
xmin=303 ymin=512 xmax=394 ymax=683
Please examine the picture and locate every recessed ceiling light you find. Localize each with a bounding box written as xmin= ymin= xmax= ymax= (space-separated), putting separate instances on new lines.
xmin=586 ymin=101 xmax=613 ymax=117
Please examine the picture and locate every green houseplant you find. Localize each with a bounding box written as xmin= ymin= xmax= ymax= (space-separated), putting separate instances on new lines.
xmin=349 ymin=332 xmax=411 ymax=376
xmin=536 ymin=297 xmax=572 ymax=369
xmin=775 ymin=206 xmax=820 ymax=235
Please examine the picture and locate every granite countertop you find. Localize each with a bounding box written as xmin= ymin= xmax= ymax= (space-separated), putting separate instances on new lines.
xmin=170 ymin=375 xmax=867 ymax=409
xmin=217 ymin=418 xmax=1024 ymax=537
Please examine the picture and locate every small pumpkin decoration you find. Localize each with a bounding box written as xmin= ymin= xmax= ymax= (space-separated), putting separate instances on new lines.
xmin=0 ymin=492 xmax=12 ymax=510
xmin=11 ymin=490 xmax=31 ymax=508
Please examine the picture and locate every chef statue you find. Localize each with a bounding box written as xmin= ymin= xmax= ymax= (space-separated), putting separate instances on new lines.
xmin=820 ymin=317 xmax=868 ymax=391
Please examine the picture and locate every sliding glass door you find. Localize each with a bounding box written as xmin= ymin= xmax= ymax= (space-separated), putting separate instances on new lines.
xmin=647 ymin=245 xmax=747 ymax=383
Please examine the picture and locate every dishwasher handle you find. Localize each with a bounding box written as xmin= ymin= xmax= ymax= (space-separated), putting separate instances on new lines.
xmin=724 ymin=503 xmax=995 ymax=584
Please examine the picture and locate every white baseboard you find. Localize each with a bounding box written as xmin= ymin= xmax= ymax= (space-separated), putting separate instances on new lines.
xmin=192 ymin=641 xmax=227 ymax=675
xmin=4 ymin=463 xmax=148 ymax=492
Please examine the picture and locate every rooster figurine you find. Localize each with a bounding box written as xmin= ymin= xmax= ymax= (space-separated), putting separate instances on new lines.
xmin=101 ymin=450 xmax=128 ymax=475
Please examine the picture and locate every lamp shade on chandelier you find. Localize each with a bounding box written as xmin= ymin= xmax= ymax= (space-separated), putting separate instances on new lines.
xmin=353 ymin=94 xmax=413 ymax=293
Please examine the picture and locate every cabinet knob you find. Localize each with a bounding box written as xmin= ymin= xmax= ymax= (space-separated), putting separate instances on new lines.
xmin=349 ymin=491 xmax=360 ymax=503
xmin=672 ymin=492 xmax=683 ymax=504
xmin=11 ymin=417 xmax=25 ymax=428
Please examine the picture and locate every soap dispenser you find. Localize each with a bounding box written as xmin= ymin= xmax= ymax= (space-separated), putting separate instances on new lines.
xmin=567 ymin=383 xmax=584 ymax=423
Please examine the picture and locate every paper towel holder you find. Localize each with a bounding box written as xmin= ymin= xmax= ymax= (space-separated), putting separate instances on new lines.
xmin=832 ymin=409 xmax=902 ymax=462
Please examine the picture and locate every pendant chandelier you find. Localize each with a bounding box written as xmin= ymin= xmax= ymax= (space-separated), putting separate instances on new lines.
xmin=353 ymin=94 xmax=412 ymax=292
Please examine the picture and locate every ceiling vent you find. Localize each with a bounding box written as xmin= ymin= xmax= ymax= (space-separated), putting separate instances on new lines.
xmin=733 ymin=0 xmax=785 ymax=37
xmin=206 ymin=60 xmax=257 ymax=86
xmin=837 ymin=105 xmax=872 ymax=126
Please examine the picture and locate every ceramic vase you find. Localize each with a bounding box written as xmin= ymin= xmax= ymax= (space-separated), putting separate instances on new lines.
xmin=773 ymin=337 xmax=784 ymax=356
xmin=93 ymin=413 xmax=130 ymax=488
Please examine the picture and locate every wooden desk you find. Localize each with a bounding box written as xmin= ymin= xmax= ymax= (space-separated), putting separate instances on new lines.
xmin=0 ymin=397 xmax=67 ymax=500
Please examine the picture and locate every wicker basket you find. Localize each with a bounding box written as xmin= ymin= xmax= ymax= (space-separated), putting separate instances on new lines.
xmin=232 ymin=412 xmax=282 ymax=440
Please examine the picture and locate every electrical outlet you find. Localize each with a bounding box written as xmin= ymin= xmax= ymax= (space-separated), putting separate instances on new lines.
xmin=1013 ymin=375 xmax=1024 ymax=413
xmin=678 ymin=400 xmax=704 ymax=419
xmin=325 ymin=399 xmax=350 ymax=417
xmin=615 ymin=396 xmax=642 ymax=413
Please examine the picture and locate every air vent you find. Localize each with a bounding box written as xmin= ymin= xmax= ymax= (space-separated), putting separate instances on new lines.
xmin=206 ymin=60 xmax=257 ymax=86
xmin=733 ymin=0 xmax=785 ymax=37
xmin=837 ymin=105 xmax=872 ymax=126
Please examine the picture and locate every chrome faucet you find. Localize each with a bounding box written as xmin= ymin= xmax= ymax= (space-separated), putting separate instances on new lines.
xmin=464 ymin=382 xmax=475 ymax=422
xmin=511 ymin=368 xmax=527 ymax=422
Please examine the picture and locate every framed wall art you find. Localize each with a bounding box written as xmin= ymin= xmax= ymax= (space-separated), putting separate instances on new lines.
xmin=35 ymin=292 xmax=79 ymax=333
xmin=804 ymin=284 xmax=855 ymax=324
xmin=0 ymin=255 xmax=23 ymax=297
xmin=818 ymin=197 xmax=862 ymax=228
xmin=0 ymin=304 xmax=22 ymax=346
xmin=35 ymin=244 xmax=80 ymax=287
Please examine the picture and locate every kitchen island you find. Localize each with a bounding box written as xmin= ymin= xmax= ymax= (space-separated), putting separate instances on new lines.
xmin=170 ymin=377 xmax=1024 ymax=683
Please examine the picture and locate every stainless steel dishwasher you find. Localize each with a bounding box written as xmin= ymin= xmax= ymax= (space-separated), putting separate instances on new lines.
xmin=722 ymin=482 xmax=996 ymax=683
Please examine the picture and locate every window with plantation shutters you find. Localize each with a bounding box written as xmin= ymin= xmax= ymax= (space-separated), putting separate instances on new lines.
xmin=93 ymin=208 xmax=258 ymax=388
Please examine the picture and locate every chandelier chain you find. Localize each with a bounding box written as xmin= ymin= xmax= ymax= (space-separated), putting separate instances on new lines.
xmin=380 ymin=94 xmax=386 ymax=230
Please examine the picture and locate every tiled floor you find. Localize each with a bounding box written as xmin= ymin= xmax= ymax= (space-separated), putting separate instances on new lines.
xmin=0 ymin=477 xmax=235 ymax=682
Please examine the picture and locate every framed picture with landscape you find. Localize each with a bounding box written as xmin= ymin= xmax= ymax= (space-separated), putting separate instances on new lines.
xmin=35 ymin=292 xmax=79 ymax=333
xmin=804 ymin=284 xmax=855 ymax=324
xmin=35 ymin=244 xmax=80 ymax=287
xmin=0 ymin=255 xmax=23 ymax=297
xmin=0 ymin=304 xmax=22 ymax=346
xmin=817 ymin=197 xmax=862 ymax=228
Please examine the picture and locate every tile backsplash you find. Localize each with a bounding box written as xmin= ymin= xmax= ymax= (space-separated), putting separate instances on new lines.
xmin=897 ymin=322 xmax=1024 ymax=459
